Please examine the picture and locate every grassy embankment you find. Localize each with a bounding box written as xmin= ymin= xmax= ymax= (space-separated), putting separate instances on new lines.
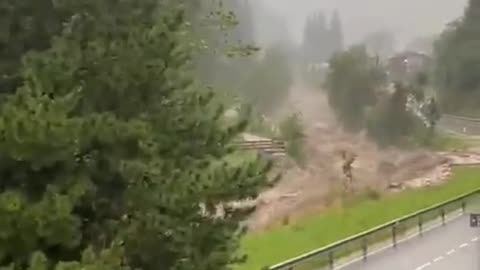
xmin=430 ymin=134 xmax=469 ymax=151
xmin=238 ymin=166 xmax=480 ymax=270
xmin=430 ymin=133 xmax=480 ymax=151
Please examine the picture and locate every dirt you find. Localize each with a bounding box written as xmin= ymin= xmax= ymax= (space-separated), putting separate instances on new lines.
xmin=246 ymin=82 xmax=480 ymax=232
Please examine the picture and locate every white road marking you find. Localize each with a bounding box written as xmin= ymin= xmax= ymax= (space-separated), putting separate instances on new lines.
xmin=415 ymin=262 xmax=431 ymax=270
xmin=332 ymin=213 xmax=468 ymax=270
xmin=459 ymin=243 xmax=469 ymax=248
xmin=433 ymin=256 xmax=444 ymax=262
xmin=447 ymin=249 xmax=456 ymax=255
xmin=472 ymin=237 xmax=478 ymax=242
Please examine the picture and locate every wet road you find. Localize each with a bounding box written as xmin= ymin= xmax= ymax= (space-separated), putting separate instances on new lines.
xmin=340 ymin=216 xmax=480 ymax=270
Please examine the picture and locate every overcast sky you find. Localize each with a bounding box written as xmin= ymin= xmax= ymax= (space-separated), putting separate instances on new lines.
xmin=256 ymin=0 xmax=468 ymax=48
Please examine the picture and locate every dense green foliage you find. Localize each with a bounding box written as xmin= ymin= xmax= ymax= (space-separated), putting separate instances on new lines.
xmin=279 ymin=113 xmax=306 ymax=167
xmin=0 ymin=1 xmax=70 ymax=95
xmin=433 ymin=0 xmax=480 ymax=112
xmin=325 ymin=45 xmax=386 ymax=132
xmin=0 ymin=1 xmax=273 ymax=269
xmin=366 ymin=83 xmax=417 ymax=146
xmin=231 ymin=103 xmax=277 ymax=137
xmin=325 ymin=46 xmax=437 ymax=146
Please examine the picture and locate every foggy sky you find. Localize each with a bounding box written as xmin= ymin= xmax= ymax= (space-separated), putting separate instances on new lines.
xmin=257 ymin=0 xmax=468 ymax=49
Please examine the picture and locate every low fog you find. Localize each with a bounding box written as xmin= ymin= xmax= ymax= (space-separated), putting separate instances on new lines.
xmin=255 ymin=0 xmax=468 ymax=49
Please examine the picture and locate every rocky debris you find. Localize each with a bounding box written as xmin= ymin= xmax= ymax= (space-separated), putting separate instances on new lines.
xmin=378 ymin=161 xmax=397 ymax=175
xmin=244 ymin=83 xmax=480 ymax=231
xmin=401 ymin=152 xmax=480 ymax=189
xmin=444 ymin=151 xmax=480 ymax=165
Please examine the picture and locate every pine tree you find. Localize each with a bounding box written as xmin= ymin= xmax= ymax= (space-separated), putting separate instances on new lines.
xmin=329 ymin=10 xmax=344 ymax=54
xmin=326 ymin=45 xmax=386 ymax=131
xmin=0 ymin=1 xmax=272 ymax=270
xmin=302 ymin=12 xmax=330 ymax=64
xmin=463 ymin=0 xmax=480 ymax=26
xmin=0 ymin=0 xmax=69 ymax=96
xmin=434 ymin=0 xmax=480 ymax=111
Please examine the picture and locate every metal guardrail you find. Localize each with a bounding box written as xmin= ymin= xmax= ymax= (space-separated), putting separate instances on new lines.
xmin=442 ymin=114 xmax=480 ymax=122
xmin=439 ymin=114 xmax=480 ymax=137
xmin=268 ymin=188 xmax=480 ymax=270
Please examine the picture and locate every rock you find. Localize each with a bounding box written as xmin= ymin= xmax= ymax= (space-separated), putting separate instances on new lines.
xmin=388 ymin=182 xmax=404 ymax=190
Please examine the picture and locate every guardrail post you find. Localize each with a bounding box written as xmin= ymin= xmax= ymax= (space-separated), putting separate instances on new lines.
xmin=462 ymin=201 xmax=466 ymax=213
xmin=418 ymin=215 xmax=423 ymax=236
xmin=441 ymin=208 xmax=445 ymax=225
xmin=392 ymin=224 xmax=397 ymax=248
xmin=328 ymin=251 xmax=334 ymax=270
xmin=362 ymin=237 xmax=368 ymax=261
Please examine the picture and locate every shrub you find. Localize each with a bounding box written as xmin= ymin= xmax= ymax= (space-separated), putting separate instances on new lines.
xmin=279 ymin=113 xmax=307 ymax=167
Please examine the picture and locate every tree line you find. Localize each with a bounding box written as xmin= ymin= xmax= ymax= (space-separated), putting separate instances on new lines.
xmin=302 ymin=10 xmax=344 ymax=65
xmin=433 ymin=0 xmax=480 ymax=114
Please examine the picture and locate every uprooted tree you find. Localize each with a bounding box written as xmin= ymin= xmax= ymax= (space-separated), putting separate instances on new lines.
xmin=340 ymin=150 xmax=357 ymax=193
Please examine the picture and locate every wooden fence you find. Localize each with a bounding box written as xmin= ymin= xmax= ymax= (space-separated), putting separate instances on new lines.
xmin=232 ymin=139 xmax=287 ymax=157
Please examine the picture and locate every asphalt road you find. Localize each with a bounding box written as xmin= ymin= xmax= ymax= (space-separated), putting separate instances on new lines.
xmin=438 ymin=116 xmax=480 ymax=137
xmin=339 ymin=215 xmax=480 ymax=270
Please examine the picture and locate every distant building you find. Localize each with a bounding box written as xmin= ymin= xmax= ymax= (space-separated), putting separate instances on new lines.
xmin=386 ymin=51 xmax=431 ymax=83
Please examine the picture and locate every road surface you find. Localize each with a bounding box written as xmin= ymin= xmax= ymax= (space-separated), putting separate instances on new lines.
xmin=340 ymin=215 xmax=480 ymax=270
xmin=439 ymin=115 xmax=480 ymax=137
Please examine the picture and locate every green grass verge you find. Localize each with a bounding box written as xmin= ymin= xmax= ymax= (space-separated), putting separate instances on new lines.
xmin=237 ymin=166 xmax=480 ymax=270
xmin=429 ymin=134 xmax=472 ymax=151
xmin=429 ymin=133 xmax=480 ymax=151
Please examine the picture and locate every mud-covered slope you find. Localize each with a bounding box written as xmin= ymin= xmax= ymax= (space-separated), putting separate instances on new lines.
xmin=247 ymin=83 xmax=476 ymax=231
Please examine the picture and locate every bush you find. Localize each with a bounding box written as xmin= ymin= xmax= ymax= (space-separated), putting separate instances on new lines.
xmin=279 ymin=113 xmax=307 ymax=167
xmin=366 ymin=83 xmax=419 ymax=147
